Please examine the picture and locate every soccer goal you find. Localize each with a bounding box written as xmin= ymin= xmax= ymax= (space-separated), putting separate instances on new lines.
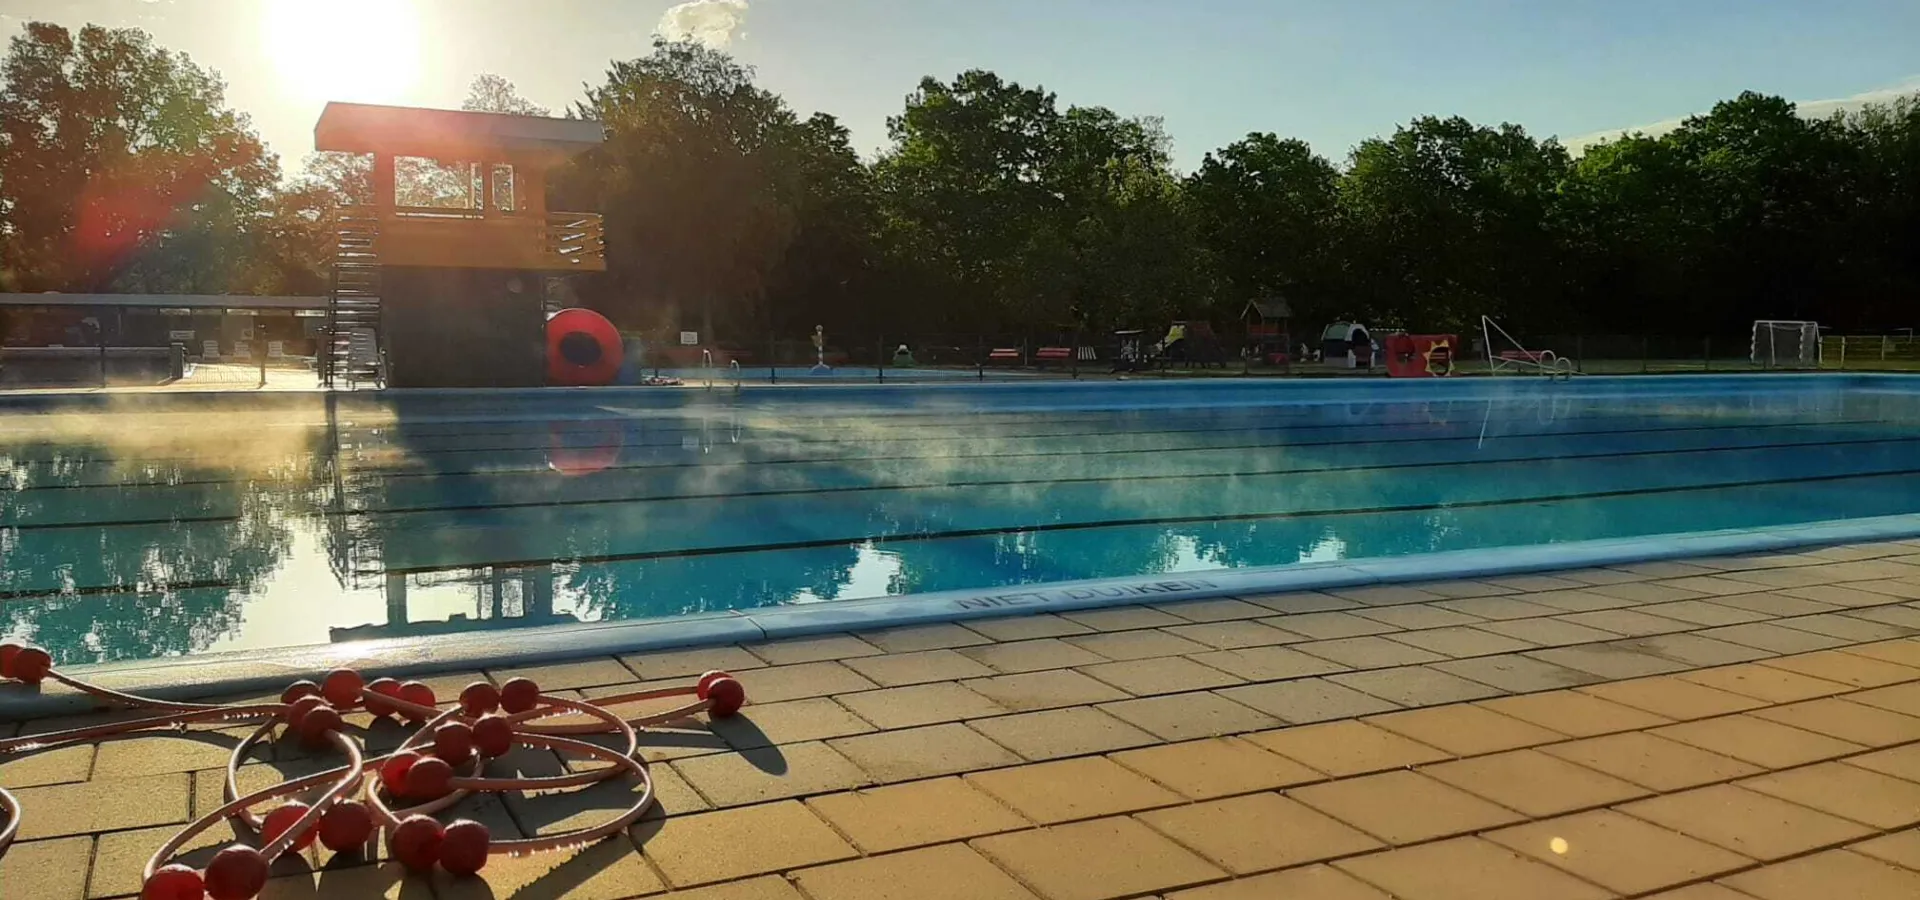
xmin=1751 ymin=320 xmax=1822 ymax=369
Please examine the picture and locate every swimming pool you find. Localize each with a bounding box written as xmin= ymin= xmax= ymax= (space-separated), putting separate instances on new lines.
xmin=5 ymin=374 xmax=1920 ymax=668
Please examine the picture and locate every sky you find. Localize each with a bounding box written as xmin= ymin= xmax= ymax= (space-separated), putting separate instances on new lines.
xmin=1 ymin=0 xmax=1917 ymax=174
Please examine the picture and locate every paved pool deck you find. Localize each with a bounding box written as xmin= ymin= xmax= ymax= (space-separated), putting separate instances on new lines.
xmin=10 ymin=542 xmax=1920 ymax=899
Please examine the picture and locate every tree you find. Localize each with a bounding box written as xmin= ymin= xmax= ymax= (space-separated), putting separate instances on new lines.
xmin=462 ymin=74 xmax=551 ymax=117
xmin=0 ymin=22 xmax=280 ymax=293
xmin=1187 ymin=133 xmax=1341 ymax=324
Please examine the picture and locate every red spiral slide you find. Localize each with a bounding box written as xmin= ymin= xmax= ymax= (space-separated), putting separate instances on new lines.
xmin=546 ymin=308 xmax=623 ymax=387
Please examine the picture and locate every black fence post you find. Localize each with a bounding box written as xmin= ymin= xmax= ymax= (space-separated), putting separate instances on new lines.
xmin=1642 ymin=336 xmax=1651 ymax=374
xmin=1071 ymin=328 xmax=1080 ymax=380
xmin=877 ymin=335 xmax=885 ymax=384
xmin=259 ymin=343 xmax=268 ymax=388
xmin=977 ymin=334 xmax=985 ymax=381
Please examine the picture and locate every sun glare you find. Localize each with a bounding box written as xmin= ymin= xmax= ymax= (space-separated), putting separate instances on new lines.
xmin=262 ymin=0 xmax=423 ymax=104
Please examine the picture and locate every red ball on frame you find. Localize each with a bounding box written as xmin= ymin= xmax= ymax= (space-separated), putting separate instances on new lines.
xmin=203 ymin=844 xmax=269 ymax=900
xmin=705 ymin=676 xmax=746 ymax=718
xmin=318 ymin=800 xmax=376 ymax=852
xmin=279 ymin=680 xmax=320 ymax=705
xmin=388 ymin=815 xmax=446 ymax=873
xmin=364 ymin=678 xmax=403 ymax=717
xmin=397 ymin=681 xmax=437 ymax=721
xmin=433 ymin=721 xmax=475 ymax=766
xmin=0 ymin=642 xmax=23 ymax=679
xmin=140 ymin=864 xmax=205 ymax=900
xmin=297 ymin=705 xmax=344 ymax=748
xmin=10 ymin=647 xmax=52 ymax=686
xmin=459 ymin=681 xmax=501 ymax=717
xmin=285 ymin=695 xmax=327 ymax=729
xmin=262 ymin=801 xmax=317 ymax=852
xmin=696 ymin=669 xmax=732 ymax=700
xmin=498 ymin=677 xmax=541 ymax=714
xmin=438 ymin=819 xmax=492 ymax=876
xmin=322 ymin=668 xmax=364 ymax=708
xmin=472 ymin=714 xmax=514 ymax=758
xmin=379 ymin=750 xmax=422 ymax=796
xmin=406 ymin=755 xmax=455 ymax=800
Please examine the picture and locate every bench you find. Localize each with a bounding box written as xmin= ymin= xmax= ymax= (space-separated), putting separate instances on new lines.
xmin=1499 ymin=350 xmax=1553 ymax=363
xmin=987 ymin=348 xmax=1023 ymax=364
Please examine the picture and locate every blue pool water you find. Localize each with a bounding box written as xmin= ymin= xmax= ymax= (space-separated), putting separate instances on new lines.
xmin=5 ymin=375 xmax=1920 ymax=665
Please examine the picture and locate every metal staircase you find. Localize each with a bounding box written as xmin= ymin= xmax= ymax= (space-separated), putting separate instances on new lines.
xmin=323 ymin=215 xmax=386 ymax=388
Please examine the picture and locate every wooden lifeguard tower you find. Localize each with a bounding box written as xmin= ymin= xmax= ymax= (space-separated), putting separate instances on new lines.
xmin=313 ymin=102 xmax=605 ymax=388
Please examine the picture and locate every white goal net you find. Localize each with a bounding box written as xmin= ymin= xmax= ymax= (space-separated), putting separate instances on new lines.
xmin=1751 ymin=320 xmax=1821 ymax=369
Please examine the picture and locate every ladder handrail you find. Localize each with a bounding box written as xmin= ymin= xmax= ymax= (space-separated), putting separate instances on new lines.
xmin=1481 ymin=315 xmax=1573 ymax=381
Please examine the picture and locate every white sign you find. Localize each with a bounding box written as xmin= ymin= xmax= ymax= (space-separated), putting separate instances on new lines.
xmin=202 ymin=340 xmax=220 ymax=359
xmin=233 ymin=340 xmax=252 ymax=357
xmin=679 ymin=331 xmax=699 ymax=346
xmin=267 ymin=341 xmax=285 ymax=359
xmin=168 ymin=330 xmax=195 ymax=341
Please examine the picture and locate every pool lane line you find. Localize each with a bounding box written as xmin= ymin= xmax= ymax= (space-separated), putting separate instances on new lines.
xmin=0 ymin=576 xmax=240 ymax=603
xmin=371 ymin=465 xmax=1920 ymax=576
xmin=325 ymin=431 xmax=1920 ymax=519
xmin=0 ymin=513 xmax=242 ymax=532
xmin=4 ymin=415 xmax=1898 ymax=494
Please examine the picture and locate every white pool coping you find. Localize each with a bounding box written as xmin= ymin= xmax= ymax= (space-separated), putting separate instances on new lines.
xmin=6 ymin=512 xmax=1919 ymax=719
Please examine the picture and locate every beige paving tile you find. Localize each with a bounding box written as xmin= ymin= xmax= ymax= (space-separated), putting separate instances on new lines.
xmin=1848 ymin=681 xmax=1920 ymax=717
xmin=430 ymin=835 xmax=667 ymax=900
xmin=1622 ymin=632 xmax=1775 ymax=667
xmin=1644 ymin=883 xmax=1771 ymax=900
xmin=1078 ymin=656 xmax=1243 ymax=696
xmin=1475 ymin=617 xmax=1624 ymax=647
xmin=1242 ymin=590 xmax=1366 ymax=613
xmin=1514 ymin=589 xmax=1637 ymax=613
xmin=1060 ymin=605 xmax=1190 ymax=631
xmin=1710 ymin=591 xmax=1842 ymax=617
xmin=970 ymin=707 xmax=1159 ymax=761
xmin=1364 ymin=703 xmax=1566 ymax=756
xmin=1608 ymin=560 xmax=1722 ymax=578
xmin=0 ymin=837 xmax=89 ymax=900
xmin=1110 ymin=737 xmax=1323 ymax=800
xmin=836 ymin=681 xmax=1007 ymax=729
xmin=1697 ymin=622 xmax=1852 ymax=654
xmin=1541 ymin=731 xmax=1762 ymax=791
xmin=1663 ymin=575 xmax=1774 ymax=596
xmin=1432 ymin=595 xmax=1565 ymax=620
xmin=1555 ymin=608 xmax=1697 ymax=636
xmin=1261 ymin=611 xmax=1401 ymax=639
xmin=647 ymin=876 xmax=804 ymax=900
xmin=1843 ymin=637 xmax=1920 ymax=668
xmin=91 ymin=815 xmax=316 ymax=899
xmin=1578 ymin=676 xmax=1769 ymax=720
xmin=967 ymin=756 xmax=1182 ymax=824
xmin=1618 ymin=783 xmax=1873 ymax=860
xmin=1328 ymin=584 xmax=1456 ymax=607
xmin=1291 ymin=770 xmax=1524 ymax=844
xmin=829 ymin=723 xmax=1023 ymax=782
xmin=1408 ymin=579 xmax=1525 ymax=598
xmin=794 ymin=842 xmax=1041 ymax=900
xmin=1098 ymin=691 xmax=1279 ymax=741
xmin=736 ymin=661 xmax=881 ymax=704
xmin=1064 ymin=629 xmax=1211 ymax=661
xmin=744 ymin=634 xmax=886 ymax=665
xmin=1585 ymin=580 xmax=1718 ymax=604
xmin=1653 ymin=714 xmax=1865 ymax=768
xmin=1153 ymin=597 xmax=1274 ymax=622
xmin=671 ymin=740 xmax=870 ymax=807
xmin=973 ymin=815 xmax=1227 ymax=900
xmin=1527 ymin=643 xmax=1691 ymax=679
xmin=710 ymin=696 xmax=877 ymax=749
xmin=1849 ymin=744 xmax=1920 ymax=782
xmin=1142 ymin=792 xmax=1382 ymax=874
xmin=1850 ymin=830 xmax=1920 ymax=871
xmin=1333 ymin=836 xmax=1613 ymax=900
xmin=638 ymin=800 xmax=856 ymax=887
xmin=1484 ymin=574 xmax=1593 ymax=592
xmin=1476 ymin=689 xmax=1672 ymax=737
xmin=619 ymin=644 xmax=767 ymax=681
xmin=1722 ymin=849 xmax=1920 ymax=899
xmin=806 ymin=777 xmax=1030 ymax=853
xmin=963 ymin=668 xmax=1130 ymax=712
xmin=1166 ymin=865 xmax=1393 ymax=900
xmin=1384 ymin=626 xmax=1538 ymax=658
xmin=1217 ymin=677 xmax=1400 ymax=723
xmin=843 ymin=648 xmax=996 ymax=686
xmin=1348 ymin=604 xmax=1484 ymax=629
xmin=855 ymin=622 xmax=996 ymax=653
xmin=1187 ymin=645 xmax=1347 ymax=681
xmin=1760 ymin=649 xmax=1920 ymax=687
xmin=1640 ymin=598 xmax=1776 ymax=626
xmin=1244 ymin=719 xmax=1450 ymax=776
xmin=1848 ymin=604 xmax=1920 ymax=629
xmin=959 ymin=637 xmax=1108 ymax=674
xmin=1779 ymin=584 xmax=1918 ymax=608
xmin=12 ymin=772 xmax=188 ymax=840
xmin=1487 ymin=809 xmax=1755 ymax=896
xmin=1423 ymin=748 xmax=1648 ymax=816
xmin=489 ymin=657 xmax=638 ymax=691
xmin=0 ymin=743 xmax=92 ymax=789
xmin=1163 ymin=619 xmax=1306 ymax=649
xmin=1430 ymin=653 xmax=1604 ymax=692
xmin=1777 ymin=612 xmax=1914 ymax=642
xmin=1750 ymin=697 xmax=1920 ymax=746
xmin=1298 ymin=636 xmax=1447 ymax=669
xmin=1741 ymin=762 xmax=1920 ymax=829
xmin=1328 ymin=666 xmax=1504 ymax=707
xmin=1678 ymin=661 xmax=1854 ymax=702
xmin=257 ymin=864 xmax=424 ymax=900
xmin=963 ymin=613 xmax=1095 ymax=641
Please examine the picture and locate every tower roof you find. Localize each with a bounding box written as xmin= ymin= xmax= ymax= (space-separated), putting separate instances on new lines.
xmin=315 ymin=102 xmax=603 ymax=160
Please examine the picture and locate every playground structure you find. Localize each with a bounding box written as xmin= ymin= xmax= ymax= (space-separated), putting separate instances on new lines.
xmin=1241 ymin=298 xmax=1293 ymax=366
xmin=0 ymin=641 xmax=748 ymax=898
xmin=1482 ymin=315 xmax=1576 ymax=380
xmin=314 ymin=102 xmax=608 ymax=388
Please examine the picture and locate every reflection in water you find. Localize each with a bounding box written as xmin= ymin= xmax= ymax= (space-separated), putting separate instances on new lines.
xmin=3 ymin=384 xmax=1920 ymax=664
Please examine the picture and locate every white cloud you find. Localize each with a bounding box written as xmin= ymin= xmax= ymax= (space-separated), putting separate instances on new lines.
xmin=1563 ymin=77 xmax=1920 ymax=154
xmin=656 ymin=0 xmax=750 ymax=48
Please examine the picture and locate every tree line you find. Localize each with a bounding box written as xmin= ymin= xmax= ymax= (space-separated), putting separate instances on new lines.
xmin=4 ymin=22 xmax=1917 ymax=347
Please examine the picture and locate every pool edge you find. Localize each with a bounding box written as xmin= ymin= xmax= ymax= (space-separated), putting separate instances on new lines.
xmin=7 ymin=512 xmax=1920 ymax=719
